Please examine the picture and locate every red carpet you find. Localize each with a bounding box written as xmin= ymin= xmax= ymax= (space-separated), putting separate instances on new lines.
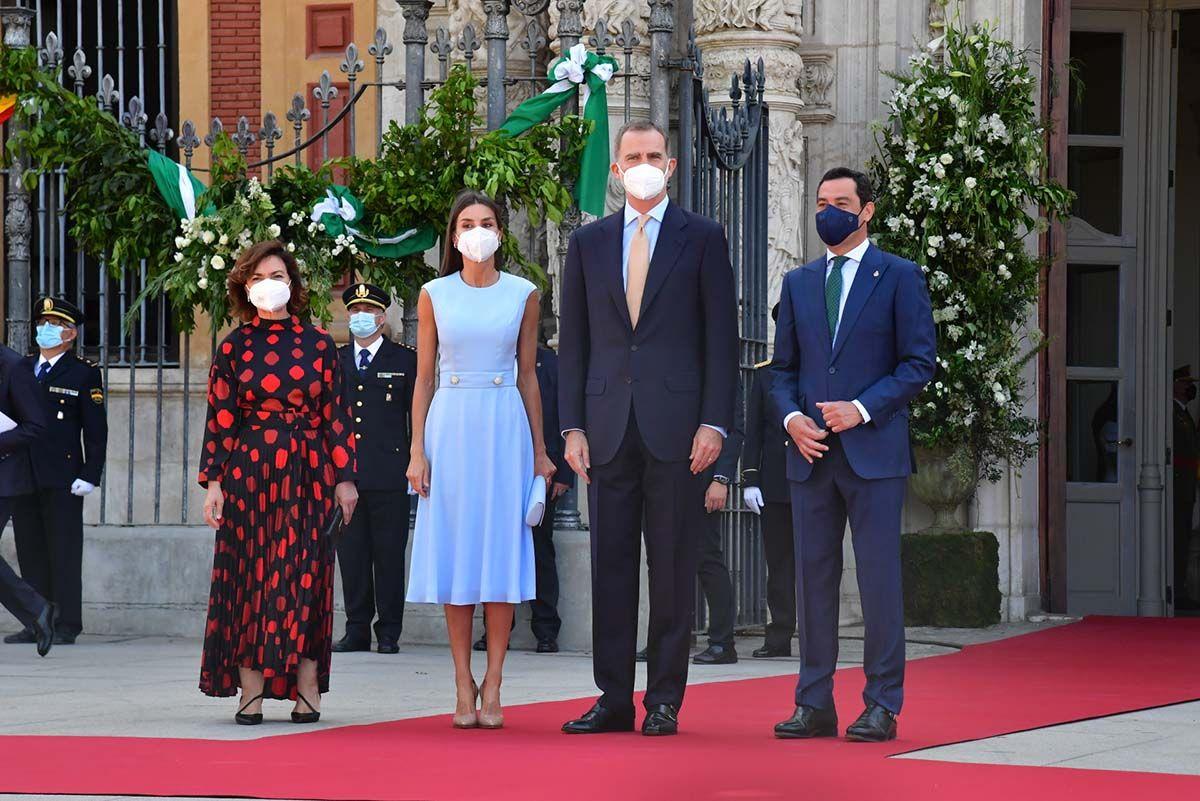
xmin=3 ymin=617 xmax=1200 ymax=800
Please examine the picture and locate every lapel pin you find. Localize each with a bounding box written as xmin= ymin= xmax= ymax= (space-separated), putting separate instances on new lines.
xmin=873 ymin=270 xmax=880 ymax=278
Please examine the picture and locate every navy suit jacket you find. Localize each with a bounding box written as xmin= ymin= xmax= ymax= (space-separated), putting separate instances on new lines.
xmin=536 ymin=347 xmax=573 ymax=488
xmin=768 ymin=244 xmax=936 ymax=482
xmin=558 ymin=201 xmax=738 ymax=466
xmin=0 ymin=344 xmax=45 ymax=498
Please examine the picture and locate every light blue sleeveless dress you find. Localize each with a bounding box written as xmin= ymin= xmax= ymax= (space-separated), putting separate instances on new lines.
xmin=406 ymin=271 xmax=538 ymax=604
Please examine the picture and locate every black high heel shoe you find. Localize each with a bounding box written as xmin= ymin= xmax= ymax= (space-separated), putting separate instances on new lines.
xmin=235 ymin=693 xmax=265 ymax=726
xmin=291 ymin=691 xmax=321 ymax=724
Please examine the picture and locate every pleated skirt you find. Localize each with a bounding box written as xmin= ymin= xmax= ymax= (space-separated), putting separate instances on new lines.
xmin=199 ymin=425 xmax=336 ymax=700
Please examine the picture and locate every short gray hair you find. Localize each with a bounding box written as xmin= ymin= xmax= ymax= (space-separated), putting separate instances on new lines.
xmin=613 ymin=119 xmax=670 ymax=158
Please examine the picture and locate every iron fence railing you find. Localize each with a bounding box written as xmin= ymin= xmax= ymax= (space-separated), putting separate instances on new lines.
xmin=3 ymin=0 xmax=772 ymax=628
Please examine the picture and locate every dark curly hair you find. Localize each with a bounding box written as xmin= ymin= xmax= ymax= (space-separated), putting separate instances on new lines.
xmin=226 ymin=239 xmax=309 ymax=322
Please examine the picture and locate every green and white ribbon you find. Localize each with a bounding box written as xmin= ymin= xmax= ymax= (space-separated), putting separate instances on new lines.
xmin=310 ymin=185 xmax=437 ymax=259
xmin=499 ymin=43 xmax=619 ymax=218
xmin=147 ymin=149 xmax=210 ymax=220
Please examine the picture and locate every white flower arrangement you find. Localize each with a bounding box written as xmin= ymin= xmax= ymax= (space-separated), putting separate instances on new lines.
xmin=870 ymin=21 xmax=1074 ymax=481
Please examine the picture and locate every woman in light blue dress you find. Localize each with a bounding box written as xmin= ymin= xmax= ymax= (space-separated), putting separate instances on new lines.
xmin=406 ymin=190 xmax=556 ymax=730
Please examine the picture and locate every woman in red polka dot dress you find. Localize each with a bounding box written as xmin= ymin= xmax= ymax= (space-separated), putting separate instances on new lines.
xmin=197 ymin=240 xmax=358 ymax=725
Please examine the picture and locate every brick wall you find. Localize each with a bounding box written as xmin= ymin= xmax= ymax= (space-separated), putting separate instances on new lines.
xmin=209 ymin=0 xmax=262 ymax=158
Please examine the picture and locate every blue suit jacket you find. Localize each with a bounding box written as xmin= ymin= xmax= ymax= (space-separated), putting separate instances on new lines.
xmin=558 ymin=202 xmax=738 ymax=466
xmin=768 ymin=244 xmax=936 ymax=482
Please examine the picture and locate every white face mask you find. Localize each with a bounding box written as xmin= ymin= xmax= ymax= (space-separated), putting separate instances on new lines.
xmin=620 ymin=163 xmax=668 ymax=201
xmin=456 ymin=226 xmax=501 ymax=263
xmin=247 ymin=278 xmax=292 ymax=312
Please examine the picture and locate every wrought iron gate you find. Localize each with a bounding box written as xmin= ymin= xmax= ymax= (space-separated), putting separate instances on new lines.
xmin=2 ymin=0 xmax=771 ymax=629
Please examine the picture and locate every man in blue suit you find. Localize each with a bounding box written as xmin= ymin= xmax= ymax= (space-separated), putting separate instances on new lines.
xmin=769 ymin=167 xmax=935 ymax=742
xmin=559 ymin=120 xmax=738 ymax=737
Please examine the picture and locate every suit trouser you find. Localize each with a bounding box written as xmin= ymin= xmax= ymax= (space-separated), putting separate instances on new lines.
xmin=589 ymin=410 xmax=705 ymax=712
xmin=790 ymin=435 xmax=907 ymax=715
xmin=336 ymin=489 xmax=411 ymax=643
xmin=761 ymin=501 xmax=797 ymax=651
xmin=1174 ymin=469 xmax=1196 ymax=603
xmin=13 ymin=489 xmax=83 ymax=636
xmin=0 ymin=498 xmax=49 ymax=630
xmin=696 ymin=509 xmax=736 ymax=648
xmin=529 ymin=499 xmax=562 ymax=642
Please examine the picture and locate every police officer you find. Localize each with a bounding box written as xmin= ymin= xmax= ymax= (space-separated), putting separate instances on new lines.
xmin=691 ymin=387 xmax=744 ymax=665
xmin=0 ymin=341 xmax=56 ymax=655
xmin=8 ymin=296 xmax=107 ymax=645
xmin=742 ymin=304 xmax=796 ymax=658
xmin=333 ymin=282 xmax=416 ymax=654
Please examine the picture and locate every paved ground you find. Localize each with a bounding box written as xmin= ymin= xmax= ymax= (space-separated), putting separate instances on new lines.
xmin=8 ymin=619 xmax=1197 ymax=799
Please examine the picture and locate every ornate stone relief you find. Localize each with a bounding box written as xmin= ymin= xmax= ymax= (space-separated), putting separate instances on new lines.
xmin=766 ymin=115 xmax=804 ymax=298
xmin=694 ymin=0 xmax=804 ymax=37
xmin=796 ymin=50 xmax=834 ymax=123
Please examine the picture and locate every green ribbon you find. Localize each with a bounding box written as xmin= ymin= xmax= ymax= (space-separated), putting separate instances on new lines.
xmin=499 ymin=43 xmax=618 ymax=218
xmin=146 ymin=149 xmax=212 ymax=220
xmin=310 ymin=185 xmax=437 ymax=259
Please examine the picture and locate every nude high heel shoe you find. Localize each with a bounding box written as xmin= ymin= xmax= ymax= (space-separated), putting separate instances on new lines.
xmin=452 ymin=682 xmax=479 ymax=729
xmin=478 ymin=680 xmax=504 ymax=730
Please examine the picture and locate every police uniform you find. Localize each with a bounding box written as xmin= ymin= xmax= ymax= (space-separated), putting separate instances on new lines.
xmin=12 ymin=296 xmax=108 ymax=642
xmin=529 ymin=346 xmax=573 ymax=647
xmin=335 ymin=283 xmax=416 ymax=653
xmin=742 ymin=357 xmax=795 ymax=656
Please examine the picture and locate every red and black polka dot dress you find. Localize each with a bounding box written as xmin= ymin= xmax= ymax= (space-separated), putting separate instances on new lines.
xmin=197 ymin=314 xmax=356 ymax=700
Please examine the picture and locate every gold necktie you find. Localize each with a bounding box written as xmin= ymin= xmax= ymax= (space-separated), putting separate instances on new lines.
xmin=626 ymin=214 xmax=650 ymax=328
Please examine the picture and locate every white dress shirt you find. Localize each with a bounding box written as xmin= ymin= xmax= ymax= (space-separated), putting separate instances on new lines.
xmin=782 ymin=239 xmax=873 ymax=432
xmin=35 ymin=352 xmax=66 ymax=375
xmin=354 ymin=336 xmax=384 ymax=369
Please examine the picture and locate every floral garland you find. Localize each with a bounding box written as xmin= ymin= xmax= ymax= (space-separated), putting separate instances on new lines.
xmin=869 ymin=21 xmax=1074 ymax=482
xmin=1 ymin=44 xmax=590 ymax=333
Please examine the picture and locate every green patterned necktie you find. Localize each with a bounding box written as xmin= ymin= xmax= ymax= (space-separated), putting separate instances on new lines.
xmin=826 ymin=255 xmax=849 ymax=336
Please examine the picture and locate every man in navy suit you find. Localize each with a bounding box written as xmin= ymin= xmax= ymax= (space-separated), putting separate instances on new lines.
xmin=769 ymin=168 xmax=935 ymax=742
xmin=559 ymin=120 xmax=738 ymax=736
xmin=0 ymin=342 xmax=56 ymax=656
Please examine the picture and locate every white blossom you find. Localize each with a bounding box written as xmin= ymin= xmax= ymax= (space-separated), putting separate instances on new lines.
xmin=198 ymin=277 xmax=209 ymax=290
xmin=939 ymin=153 xmax=953 ymax=165
xmin=210 ymin=255 xmax=226 ymax=271
xmin=267 ymin=223 xmax=282 ymax=238
xmin=200 ymin=230 xmax=216 ymax=245
xmin=173 ymin=252 xmax=184 ymax=263
xmin=964 ymin=177 xmax=977 ymax=190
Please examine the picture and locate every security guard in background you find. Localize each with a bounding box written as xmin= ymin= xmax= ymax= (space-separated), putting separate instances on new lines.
xmin=742 ymin=303 xmax=796 ymax=657
xmin=7 ymin=296 xmax=107 ymax=645
xmin=333 ymin=282 xmax=416 ymax=654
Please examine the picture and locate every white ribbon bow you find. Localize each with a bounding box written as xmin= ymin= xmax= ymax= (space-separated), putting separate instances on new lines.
xmin=546 ymin=44 xmax=615 ymax=112
xmin=310 ymin=189 xmax=357 ymax=224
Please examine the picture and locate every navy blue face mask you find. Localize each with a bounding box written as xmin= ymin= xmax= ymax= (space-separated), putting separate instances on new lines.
xmin=815 ymin=204 xmax=864 ymax=247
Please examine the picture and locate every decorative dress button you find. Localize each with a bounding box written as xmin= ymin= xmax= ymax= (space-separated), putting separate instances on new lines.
xmin=356 ymin=400 xmax=363 ymax=407
xmin=451 ymin=375 xmax=460 ymax=384
xmin=493 ymin=376 xmax=503 ymax=385
xmin=355 ymin=433 xmax=362 ymax=440
xmin=828 ymin=367 xmax=837 ymax=375
xmin=357 ymin=385 xmax=364 ymax=391
xmin=355 ymin=417 xmax=362 ymax=423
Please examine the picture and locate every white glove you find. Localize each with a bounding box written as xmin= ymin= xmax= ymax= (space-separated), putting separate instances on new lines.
xmin=743 ymin=486 xmax=763 ymax=515
xmin=70 ymin=479 xmax=96 ymax=497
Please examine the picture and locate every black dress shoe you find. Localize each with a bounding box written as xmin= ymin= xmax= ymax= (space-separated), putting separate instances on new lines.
xmin=642 ymin=704 xmax=679 ymax=736
xmin=845 ymin=704 xmax=897 ymax=742
xmin=291 ymin=692 xmax=321 ymax=724
xmin=3 ymin=628 xmax=36 ymax=644
xmin=562 ymin=702 xmax=635 ymax=734
xmin=752 ymin=644 xmax=792 ymax=658
xmin=51 ymin=632 xmax=76 ymax=645
xmin=332 ymin=635 xmax=371 ymax=653
xmin=473 ymin=636 xmax=488 ymax=652
xmin=774 ymin=705 xmax=839 ymax=739
xmin=536 ymin=639 xmax=559 ymax=653
xmin=235 ymin=693 xmax=265 ymax=726
xmin=33 ymin=603 xmax=56 ymax=657
xmin=634 ymin=647 xmax=648 ymax=663
xmin=692 ymin=644 xmax=737 ymax=664
xmin=377 ymin=640 xmax=399 ymax=654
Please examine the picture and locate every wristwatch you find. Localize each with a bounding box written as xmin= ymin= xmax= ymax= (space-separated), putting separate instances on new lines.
xmin=713 ymin=475 xmax=731 ymax=486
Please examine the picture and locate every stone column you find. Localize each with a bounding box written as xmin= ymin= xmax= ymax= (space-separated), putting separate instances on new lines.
xmin=693 ymin=0 xmax=806 ymax=339
xmin=3 ymin=2 xmax=35 ymax=355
